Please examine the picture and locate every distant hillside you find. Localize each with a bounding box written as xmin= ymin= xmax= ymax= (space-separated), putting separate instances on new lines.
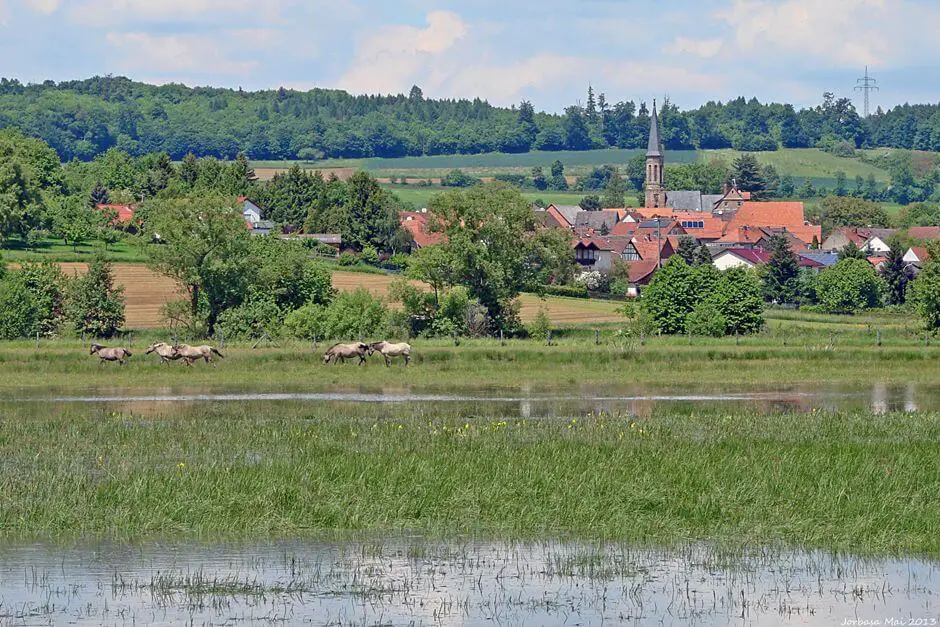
xmin=1 ymin=75 xmax=939 ymax=161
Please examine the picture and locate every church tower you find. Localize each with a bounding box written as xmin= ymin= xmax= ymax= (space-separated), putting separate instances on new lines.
xmin=645 ymin=100 xmax=665 ymax=209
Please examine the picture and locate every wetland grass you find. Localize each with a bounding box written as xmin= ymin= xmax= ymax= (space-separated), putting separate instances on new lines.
xmin=2 ymin=401 xmax=939 ymax=558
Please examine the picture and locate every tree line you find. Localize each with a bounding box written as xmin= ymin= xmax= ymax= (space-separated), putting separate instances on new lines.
xmin=2 ymin=76 xmax=940 ymax=161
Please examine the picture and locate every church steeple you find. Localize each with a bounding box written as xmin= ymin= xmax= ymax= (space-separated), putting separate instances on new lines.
xmin=645 ymin=99 xmax=665 ymax=209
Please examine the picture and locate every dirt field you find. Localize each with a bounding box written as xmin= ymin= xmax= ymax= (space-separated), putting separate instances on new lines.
xmin=50 ymin=265 xmax=623 ymax=329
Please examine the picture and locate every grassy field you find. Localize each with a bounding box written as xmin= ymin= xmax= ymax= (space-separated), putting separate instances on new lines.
xmin=1 ymin=237 xmax=146 ymax=263
xmin=1 ymin=391 xmax=939 ymax=556
xmin=253 ymin=148 xmax=890 ymax=191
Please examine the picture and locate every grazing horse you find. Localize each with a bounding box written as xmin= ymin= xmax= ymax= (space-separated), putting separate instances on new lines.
xmin=323 ymin=342 xmax=370 ymax=365
xmin=145 ymin=342 xmax=182 ymax=364
xmin=174 ymin=344 xmax=224 ymax=366
xmin=90 ymin=343 xmax=132 ymax=365
xmin=369 ymin=341 xmax=412 ymax=367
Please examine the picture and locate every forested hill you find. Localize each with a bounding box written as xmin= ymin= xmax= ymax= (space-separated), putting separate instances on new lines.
xmin=0 ymin=75 xmax=937 ymax=161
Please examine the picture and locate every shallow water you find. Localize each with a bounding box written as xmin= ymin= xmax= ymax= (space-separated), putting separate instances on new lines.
xmin=2 ymin=381 xmax=931 ymax=418
xmin=0 ymin=539 xmax=935 ymax=626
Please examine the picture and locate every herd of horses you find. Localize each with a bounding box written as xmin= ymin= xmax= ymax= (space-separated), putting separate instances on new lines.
xmin=88 ymin=340 xmax=412 ymax=367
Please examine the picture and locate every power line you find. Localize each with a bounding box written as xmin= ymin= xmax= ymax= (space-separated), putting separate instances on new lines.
xmin=855 ymin=66 xmax=879 ymax=118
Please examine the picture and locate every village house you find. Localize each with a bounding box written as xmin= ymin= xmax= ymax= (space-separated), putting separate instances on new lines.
xmin=821 ymin=227 xmax=896 ymax=254
xmin=712 ymin=248 xmax=823 ymax=271
xmin=94 ymin=203 xmax=139 ymax=232
xmin=400 ymin=209 xmax=446 ymax=249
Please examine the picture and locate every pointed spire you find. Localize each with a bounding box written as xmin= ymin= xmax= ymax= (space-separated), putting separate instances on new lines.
xmin=647 ymin=98 xmax=663 ymax=157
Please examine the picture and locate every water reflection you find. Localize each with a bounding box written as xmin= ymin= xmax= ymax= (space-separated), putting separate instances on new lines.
xmin=0 ymin=539 xmax=935 ymax=626
xmin=3 ymin=382 xmax=935 ymax=419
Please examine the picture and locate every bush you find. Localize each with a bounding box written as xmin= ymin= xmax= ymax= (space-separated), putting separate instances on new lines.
xmin=526 ymin=307 xmax=551 ymax=340
xmin=18 ymin=261 xmax=69 ymax=336
xmin=542 ymin=284 xmax=589 ymax=299
xmin=575 ymin=271 xmax=605 ymax=291
xmin=69 ymin=257 xmax=125 ymax=338
xmin=360 ymin=245 xmax=379 ymax=265
xmin=441 ymin=169 xmax=481 ymax=188
xmin=0 ymin=275 xmax=38 ymax=339
xmin=284 ymin=288 xmax=388 ymax=341
xmin=687 ymin=300 xmax=727 ymax=337
xmin=338 ymin=251 xmax=358 ymax=266
xmin=909 ymin=259 xmax=940 ymax=330
xmin=710 ymin=267 xmax=765 ymax=334
xmin=815 ymin=258 xmax=885 ymax=314
xmin=217 ymin=293 xmax=283 ymax=339
xmin=610 ymin=279 xmax=629 ymax=298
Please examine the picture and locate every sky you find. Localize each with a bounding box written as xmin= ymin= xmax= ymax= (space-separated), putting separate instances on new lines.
xmin=0 ymin=0 xmax=938 ymax=113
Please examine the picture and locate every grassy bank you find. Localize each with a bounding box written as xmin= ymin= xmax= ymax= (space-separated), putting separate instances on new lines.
xmin=2 ymin=400 xmax=939 ymax=557
xmin=2 ymin=328 xmax=940 ymax=393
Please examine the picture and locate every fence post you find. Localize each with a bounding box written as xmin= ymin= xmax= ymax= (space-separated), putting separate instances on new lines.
xmin=36 ymin=331 xmax=40 ymax=349
xmin=595 ymin=329 xmax=600 ymax=346
xmin=547 ymin=330 xmax=553 ymax=346
xmin=877 ymin=329 xmax=882 ymax=347
xmin=735 ymin=331 xmax=740 ymax=346
xmin=500 ymin=329 xmax=505 ymax=347
xmin=219 ymin=329 xmax=225 ymax=349
xmin=640 ymin=331 xmax=645 ymax=346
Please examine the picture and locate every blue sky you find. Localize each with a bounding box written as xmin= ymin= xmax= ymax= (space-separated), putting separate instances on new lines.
xmin=0 ymin=0 xmax=938 ymax=113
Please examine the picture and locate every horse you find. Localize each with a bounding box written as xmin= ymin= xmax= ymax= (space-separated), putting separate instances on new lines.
xmin=323 ymin=342 xmax=371 ymax=365
xmin=174 ymin=344 xmax=224 ymax=366
xmin=145 ymin=342 xmax=182 ymax=364
xmin=369 ymin=341 xmax=412 ymax=367
xmin=90 ymin=343 xmax=132 ymax=365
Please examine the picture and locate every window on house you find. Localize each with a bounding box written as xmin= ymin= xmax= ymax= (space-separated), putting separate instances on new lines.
xmin=622 ymin=248 xmax=641 ymax=261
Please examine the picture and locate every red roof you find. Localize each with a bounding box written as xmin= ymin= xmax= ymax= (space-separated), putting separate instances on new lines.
xmin=628 ymin=260 xmax=659 ymax=284
xmin=867 ymin=256 xmax=886 ymax=268
xmin=726 ymin=202 xmax=821 ymax=246
xmin=400 ymin=211 xmax=446 ymax=248
xmin=908 ymin=246 xmax=930 ymax=262
xmin=716 ymin=248 xmax=772 ymax=266
xmin=908 ymin=227 xmax=940 ymax=241
xmin=95 ymin=203 xmax=137 ymax=225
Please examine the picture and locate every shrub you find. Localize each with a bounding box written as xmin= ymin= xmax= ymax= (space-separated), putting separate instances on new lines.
xmin=18 ymin=261 xmax=69 ymax=336
xmin=0 ymin=275 xmax=38 ymax=339
xmin=287 ymin=288 xmax=389 ymax=341
xmin=815 ymin=258 xmax=885 ymax=314
xmin=435 ymin=286 xmax=472 ymax=337
xmin=909 ymin=259 xmax=940 ymax=330
xmin=282 ymin=303 xmax=325 ymax=340
xmin=337 ymin=251 xmax=358 ymax=266
xmin=69 ymin=257 xmax=125 ymax=338
xmin=542 ymin=284 xmax=589 ymax=299
xmin=687 ymin=300 xmax=727 ymax=337
xmin=526 ymin=307 xmax=551 ymax=341
xmin=575 ymin=271 xmax=604 ymax=291
xmin=710 ymin=267 xmax=764 ymax=334
xmin=441 ymin=169 xmax=481 ymax=188
xmin=610 ymin=279 xmax=629 ymax=298
xmin=360 ymin=245 xmax=379 ymax=265
xmin=217 ymin=293 xmax=283 ymax=339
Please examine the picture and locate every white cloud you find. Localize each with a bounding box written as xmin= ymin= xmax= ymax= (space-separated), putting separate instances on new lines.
xmin=337 ymin=11 xmax=468 ymax=95
xmin=105 ymin=32 xmax=256 ymax=76
xmin=24 ymin=0 xmax=59 ymax=13
xmin=715 ymin=0 xmax=940 ymax=68
xmin=666 ymin=37 xmax=723 ymax=59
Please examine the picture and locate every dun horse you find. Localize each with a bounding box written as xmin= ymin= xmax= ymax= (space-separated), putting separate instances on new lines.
xmin=174 ymin=344 xmax=224 ymax=366
xmin=90 ymin=343 xmax=132 ymax=365
xmin=323 ymin=342 xmax=371 ymax=365
xmin=145 ymin=342 xmax=182 ymax=364
xmin=369 ymin=341 xmax=412 ymax=367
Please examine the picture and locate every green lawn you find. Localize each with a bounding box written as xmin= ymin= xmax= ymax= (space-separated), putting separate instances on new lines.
xmin=702 ymin=148 xmax=889 ymax=182
xmin=1 ymin=236 xmax=146 ymax=263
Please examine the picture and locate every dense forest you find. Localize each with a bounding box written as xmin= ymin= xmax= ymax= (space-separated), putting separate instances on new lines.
xmin=1 ymin=76 xmax=939 ymax=161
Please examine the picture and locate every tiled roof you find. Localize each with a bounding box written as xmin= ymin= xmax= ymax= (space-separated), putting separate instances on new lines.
xmin=573 ymin=210 xmax=624 ymax=230
xmin=628 ymin=260 xmax=659 ymax=284
xmin=718 ymin=248 xmax=772 ymax=265
xmin=95 ymin=203 xmax=137 ymax=225
xmin=400 ymin=211 xmax=446 ymax=248
xmin=727 ymin=202 xmax=821 ymax=245
xmin=665 ymin=190 xmax=704 ymax=212
xmin=907 ymin=246 xmax=930 ymax=263
xmin=546 ymin=204 xmax=581 ymax=227
xmin=908 ymin=227 xmax=940 ymax=241
xmin=798 ymin=251 xmax=840 ymax=268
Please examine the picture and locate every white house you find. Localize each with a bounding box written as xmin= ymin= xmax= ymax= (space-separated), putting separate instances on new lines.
xmin=712 ymin=248 xmax=771 ymax=271
xmin=904 ymin=247 xmax=930 ymax=265
xmin=242 ymin=199 xmax=263 ymax=226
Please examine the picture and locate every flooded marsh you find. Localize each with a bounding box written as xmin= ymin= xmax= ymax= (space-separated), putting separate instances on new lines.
xmin=1 ymin=539 xmax=937 ymax=626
